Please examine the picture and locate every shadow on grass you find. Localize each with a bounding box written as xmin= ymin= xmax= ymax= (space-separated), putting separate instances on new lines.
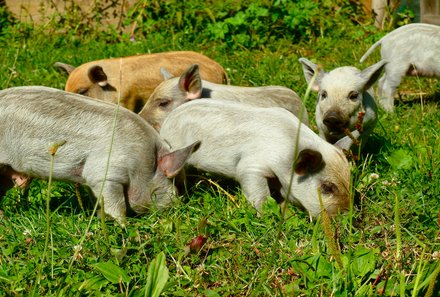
xmin=0 ymin=179 xmax=96 ymax=217
xmin=395 ymin=90 xmax=440 ymax=109
xmin=361 ymin=132 xmax=391 ymax=156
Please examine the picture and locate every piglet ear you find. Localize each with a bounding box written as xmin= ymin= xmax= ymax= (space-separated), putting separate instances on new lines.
xmin=158 ymin=141 xmax=200 ymax=178
xmin=160 ymin=67 xmax=174 ymax=80
xmin=360 ymin=60 xmax=386 ymax=91
xmin=54 ymin=62 xmax=76 ymax=75
xmin=178 ymin=64 xmax=202 ymax=100
xmin=298 ymin=58 xmax=324 ymax=92
xmin=88 ymin=65 xmax=108 ymax=87
xmin=294 ymin=149 xmax=324 ymax=176
xmin=334 ymin=130 xmax=360 ymax=151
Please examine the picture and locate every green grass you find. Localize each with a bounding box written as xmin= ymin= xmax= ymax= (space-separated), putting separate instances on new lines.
xmin=0 ymin=2 xmax=439 ymax=296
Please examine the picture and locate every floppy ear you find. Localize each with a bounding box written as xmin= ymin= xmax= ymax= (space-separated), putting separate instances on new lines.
xmin=178 ymin=64 xmax=202 ymax=100
xmin=294 ymin=149 xmax=324 ymax=176
xmin=158 ymin=141 xmax=200 ymax=178
xmin=88 ymin=65 xmax=108 ymax=87
xmin=298 ymin=57 xmax=324 ymax=92
xmin=160 ymin=67 xmax=174 ymax=80
xmin=360 ymin=60 xmax=386 ymax=91
xmin=334 ymin=130 xmax=360 ymax=151
xmin=54 ymin=62 xmax=76 ymax=75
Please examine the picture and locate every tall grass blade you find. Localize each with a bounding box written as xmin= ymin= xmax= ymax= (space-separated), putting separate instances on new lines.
xmin=423 ymin=261 xmax=440 ymax=297
xmin=271 ymin=60 xmax=319 ymax=263
xmin=37 ymin=141 xmax=66 ymax=285
xmin=411 ymin=248 xmax=426 ymax=297
xmin=318 ymin=189 xmax=343 ymax=270
xmin=68 ymin=59 xmax=124 ymax=272
xmin=394 ymin=192 xmax=405 ymax=297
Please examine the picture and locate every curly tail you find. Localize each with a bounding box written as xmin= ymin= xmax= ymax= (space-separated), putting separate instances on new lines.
xmin=359 ymin=39 xmax=383 ymax=63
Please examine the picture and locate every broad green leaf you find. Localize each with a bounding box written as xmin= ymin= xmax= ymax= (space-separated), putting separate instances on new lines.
xmin=93 ymin=261 xmax=130 ymax=284
xmin=78 ymin=275 xmax=109 ymax=291
xmin=386 ymin=149 xmax=413 ymax=170
xmin=351 ymin=246 xmax=377 ymax=277
xmin=144 ymin=252 xmax=169 ymax=297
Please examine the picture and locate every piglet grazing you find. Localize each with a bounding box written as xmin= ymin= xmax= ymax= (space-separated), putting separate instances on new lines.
xmin=360 ymin=23 xmax=440 ymax=112
xmin=160 ymin=99 xmax=357 ymax=218
xmin=55 ymin=51 xmax=228 ymax=112
xmin=299 ymin=58 xmax=386 ymax=148
xmin=0 ymin=86 xmax=198 ymax=223
xmin=138 ymin=64 xmax=309 ymax=130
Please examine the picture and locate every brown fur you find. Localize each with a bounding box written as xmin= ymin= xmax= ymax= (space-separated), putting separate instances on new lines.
xmin=60 ymin=51 xmax=228 ymax=112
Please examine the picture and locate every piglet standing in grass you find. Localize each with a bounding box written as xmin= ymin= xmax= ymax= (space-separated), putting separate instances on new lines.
xmin=299 ymin=58 xmax=386 ymax=148
xmin=0 ymin=86 xmax=198 ymax=223
xmin=138 ymin=64 xmax=309 ymax=131
xmin=359 ymin=23 xmax=440 ymax=112
xmin=160 ymin=99 xmax=357 ymax=218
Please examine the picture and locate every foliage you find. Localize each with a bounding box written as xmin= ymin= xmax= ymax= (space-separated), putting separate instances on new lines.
xmin=0 ymin=4 xmax=15 ymax=35
xmin=125 ymin=0 xmax=366 ymax=49
xmin=1 ymin=0 xmax=368 ymax=50
xmin=0 ymin=0 xmax=439 ymax=296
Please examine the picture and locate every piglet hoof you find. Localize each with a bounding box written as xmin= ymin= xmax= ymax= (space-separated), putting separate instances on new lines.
xmin=115 ymin=217 xmax=127 ymax=229
xmin=253 ymin=201 xmax=265 ymax=218
xmin=96 ymin=208 xmax=128 ymax=228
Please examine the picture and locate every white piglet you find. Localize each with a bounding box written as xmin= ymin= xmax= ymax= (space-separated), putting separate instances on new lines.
xmin=0 ymin=86 xmax=198 ymax=223
xmin=139 ymin=64 xmax=309 ymax=130
xmin=299 ymin=58 xmax=386 ymax=148
xmin=160 ymin=99 xmax=357 ymax=218
xmin=360 ymin=23 xmax=440 ymax=112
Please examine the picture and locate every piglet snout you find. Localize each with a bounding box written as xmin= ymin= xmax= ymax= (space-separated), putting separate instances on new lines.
xmin=323 ymin=111 xmax=347 ymax=132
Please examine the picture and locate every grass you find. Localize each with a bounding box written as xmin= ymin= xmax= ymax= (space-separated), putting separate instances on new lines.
xmin=0 ymin=3 xmax=439 ymax=296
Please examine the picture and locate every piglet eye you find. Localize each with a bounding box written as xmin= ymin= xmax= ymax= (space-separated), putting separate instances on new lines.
xmin=348 ymin=91 xmax=359 ymax=101
xmin=321 ymin=182 xmax=337 ymax=195
xmin=320 ymin=90 xmax=328 ymax=100
xmin=158 ymin=99 xmax=171 ymax=108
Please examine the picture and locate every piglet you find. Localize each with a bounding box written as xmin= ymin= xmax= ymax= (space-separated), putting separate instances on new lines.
xmin=360 ymin=23 xmax=440 ymax=112
xmin=160 ymin=99 xmax=356 ymax=218
xmin=299 ymin=58 xmax=386 ymax=147
xmin=138 ymin=64 xmax=309 ymax=130
xmin=0 ymin=86 xmax=198 ymax=223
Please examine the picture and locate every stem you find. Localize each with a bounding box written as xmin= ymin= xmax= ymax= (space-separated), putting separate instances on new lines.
xmin=394 ymin=193 xmax=404 ymax=297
